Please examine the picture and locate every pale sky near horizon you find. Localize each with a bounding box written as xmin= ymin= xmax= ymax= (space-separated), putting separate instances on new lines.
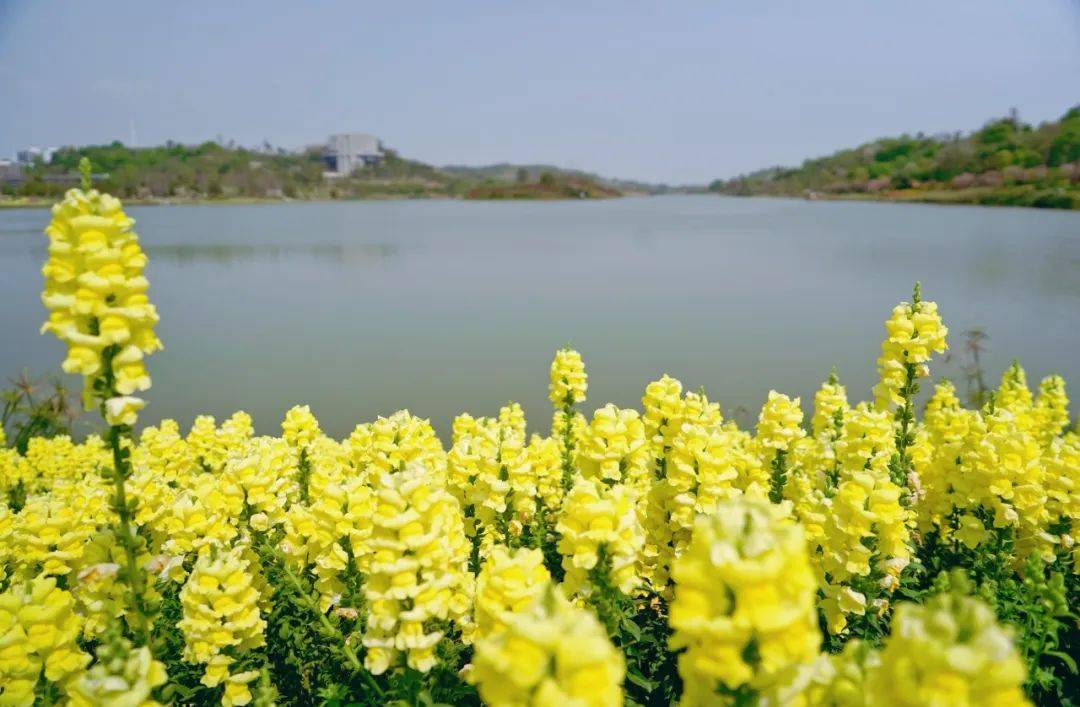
xmin=1 ymin=0 xmax=1078 ymax=184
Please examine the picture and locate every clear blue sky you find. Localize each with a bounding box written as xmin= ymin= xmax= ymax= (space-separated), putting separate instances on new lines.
xmin=2 ymin=0 xmax=1078 ymax=184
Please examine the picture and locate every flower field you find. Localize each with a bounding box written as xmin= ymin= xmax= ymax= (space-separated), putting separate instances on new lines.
xmin=0 ymin=170 xmax=1076 ymax=706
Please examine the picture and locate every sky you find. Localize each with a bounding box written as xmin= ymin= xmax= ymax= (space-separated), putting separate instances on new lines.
xmin=1 ymin=1 xmax=1079 ymax=184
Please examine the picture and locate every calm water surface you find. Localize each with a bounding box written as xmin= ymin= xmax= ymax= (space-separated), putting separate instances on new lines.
xmin=1 ymin=196 xmax=1077 ymax=438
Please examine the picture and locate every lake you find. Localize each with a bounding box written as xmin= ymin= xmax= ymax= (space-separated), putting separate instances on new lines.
xmin=2 ymin=196 xmax=1078 ymax=439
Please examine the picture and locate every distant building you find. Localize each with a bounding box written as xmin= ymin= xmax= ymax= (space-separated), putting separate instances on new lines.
xmin=0 ymin=162 xmax=25 ymax=187
xmin=324 ymin=133 xmax=383 ymax=176
xmin=16 ymin=146 xmax=56 ymax=165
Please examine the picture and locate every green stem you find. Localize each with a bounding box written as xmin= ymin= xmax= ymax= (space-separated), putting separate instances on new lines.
xmin=97 ymin=341 xmax=154 ymax=648
xmin=559 ymin=402 xmax=576 ymax=491
xmin=890 ymin=362 xmax=918 ymax=493
xmin=768 ymin=449 xmax=788 ymax=504
xmin=297 ymin=447 xmax=311 ymax=504
xmin=278 ymin=555 xmax=385 ymax=699
xmin=106 ymin=424 xmax=154 ymax=645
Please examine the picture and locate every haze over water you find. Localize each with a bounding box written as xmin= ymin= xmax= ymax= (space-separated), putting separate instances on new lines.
xmin=2 ymin=196 xmax=1078 ymax=438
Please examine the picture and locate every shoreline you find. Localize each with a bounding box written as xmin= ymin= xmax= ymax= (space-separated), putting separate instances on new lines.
xmin=0 ymin=191 xmax=632 ymax=210
xmin=719 ymin=186 xmax=1080 ymax=211
xmin=5 ymin=187 xmax=1078 ymax=211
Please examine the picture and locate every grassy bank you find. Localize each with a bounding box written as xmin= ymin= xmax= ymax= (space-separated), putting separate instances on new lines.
xmin=810 ymin=185 xmax=1080 ymax=210
xmin=713 ymin=105 xmax=1080 ymax=211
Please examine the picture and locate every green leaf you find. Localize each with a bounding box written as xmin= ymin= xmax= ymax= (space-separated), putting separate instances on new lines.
xmin=626 ymin=670 xmax=655 ymax=692
xmin=1046 ymin=650 xmax=1078 ymax=674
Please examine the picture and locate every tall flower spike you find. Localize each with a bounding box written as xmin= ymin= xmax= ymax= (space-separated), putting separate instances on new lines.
xmin=470 ymin=585 xmax=624 ymax=707
xmin=866 ymin=586 xmax=1029 ymax=706
xmin=41 ymin=183 xmax=161 ymax=424
xmin=549 ymin=348 xmax=587 ymax=407
xmin=669 ymin=498 xmax=820 ymax=702
xmin=872 ymin=284 xmax=947 ymax=411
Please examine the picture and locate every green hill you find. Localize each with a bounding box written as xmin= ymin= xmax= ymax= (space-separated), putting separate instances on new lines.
xmin=8 ymin=141 xmax=464 ymax=201
xmin=5 ymin=143 xmax=635 ymax=202
xmin=441 ymin=163 xmax=681 ymax=194
xmin=711 ymin=106 xmax=1080 ymax=209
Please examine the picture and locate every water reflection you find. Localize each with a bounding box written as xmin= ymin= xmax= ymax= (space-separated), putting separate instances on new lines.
xmin=144 ymin=242 xmax=398 ymax=264
xmin=1 ymin=196 xmax=1077 ymax=439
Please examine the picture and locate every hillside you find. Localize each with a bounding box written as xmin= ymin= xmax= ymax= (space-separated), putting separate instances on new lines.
xmin=462 ymin=172 xmax=621 ymax=200
xmin=711 ymin=106 xmax=1080 ymax=209
xmin=6 ymin=142 xmax=464 ymax=201
xmin=441 ymin=163 xmax=682 ymax=194
xmin=2 ymin=143 xmax=640 ymax=203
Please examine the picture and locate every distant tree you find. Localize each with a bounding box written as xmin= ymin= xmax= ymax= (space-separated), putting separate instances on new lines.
xmin=516 ymin=167 xmax=529 ymax=183
xmin=539 ymin=171 xmax=556 ymax=187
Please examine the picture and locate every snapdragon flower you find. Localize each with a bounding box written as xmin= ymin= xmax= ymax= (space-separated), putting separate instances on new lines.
xmin=41 ymin=186 xmax=161 ymax=424
xmin=470 ymin=585 xmax=624 ymax=707
xmin=866 ymin=589 xmax=1029 ymax=706
xmin=872 ymin=290 xmax=947 ymax=411
xmin=549 ymin=348 xmax=587 ymax=406
xmin=669 ymin=499 xmax=820 ymax=700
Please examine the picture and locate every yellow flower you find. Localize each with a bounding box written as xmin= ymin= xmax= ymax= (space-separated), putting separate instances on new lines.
xmin=178 ymin=545 xmax=266 ymax=668
xmin=669 ymin=499 xmax=820 ymax=700
xmin=104 ymin=395 xmax=146 ymax=427
xmin=642 ymin=374 xmax=684 ymax=455
xmin=866 ymin=589 xmax=1030 ymax=706
xmin=872 ymin=291 xmax=947 ymax=410
xmin=282 ymin=404 xmax=321 ymax=450
xmin=549 ymin=348 xmax=587 ymax=406
xmin=1033 ymin=374 xmax=1069 ymax=447
xmin=362 ymin=461 xmax=473 ymax=674
xmin=68 ymin=632 xmax=167 ymax=707
xmin=348 ymin=410 xmax=447 ymax=484
xmin=756 ymin=390 xmax=807 ymax=453
xmin=474 ymin=545 xmax=551 ymax=641
xmin=575 ymin=403 xmax=650 ymax=492
xmin=448 ymin=404 xmax=536 ymax=551
xmin=40 ymin=187 xmax=161 ymax=421
xmin=813 ymin=372 xmax=849 ymax=440
xmin=470 ymin=586 xmax=624 ymax=707
xmin=0 ymin=576 xmax=91 ymax=702
xmin=556 ymin=478 xmax=644 ymax=598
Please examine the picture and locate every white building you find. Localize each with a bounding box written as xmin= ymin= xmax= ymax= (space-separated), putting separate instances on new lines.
xmin=324 ymin=133 xmax=383 ymax=176
xmin=16 ymin=146 xmax=56 ymax=165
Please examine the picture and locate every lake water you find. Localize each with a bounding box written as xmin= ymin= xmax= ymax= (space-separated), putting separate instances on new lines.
xmin=2 ymin=196 xmax=1078 ymax=439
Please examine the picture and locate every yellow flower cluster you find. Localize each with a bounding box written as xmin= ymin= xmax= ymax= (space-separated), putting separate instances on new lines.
xmin=362 ymin=461 xmax=473 ymax=674
xmin=757 ymin=390 xmax=808 ymax=453
xmin=470 ymin=585 xmax=624 ymax=707
xmin=914 ymin=366 xmax=1075 ymax=565
xmin=642 ymin=374 xmax=685 ymax=457
xmin=0 ymin=576 xmax=91 ymax=704
xmin=639 ymin=380 xmax=767 ymax=593
xmin=348 ymin=410 xmax=447 ymax=482
xmin=669 ymin=498 xmax=820 ymax=700
xmin=473 ymin=545 xmax=551 ymax=641
xmin=812 ymin=372 xmax=849 ymax=441
xmin=40 ymin=188 xmax=161 ymax=423
xmin=448 ymin=404 xmax=536 ymax=551
xmin=556 ymin=478 xmax=644 ymax=597
xmin=7 ymin=254 xmax=1078 ymax=707
xmin=282 ymin=473 xmax=372 ymax=612
xmin=178 ymin=546 xmax=266 ymax=703
xmin=575 ymin=403 xmax=651 ymax=493
xmin=872 ymin=293 xmax=948 ymax=410
xmin=68 ymin=632 xmax=167 ymax=707
xmin=549 ymin=348 xmax=587 ymax=406
xmin=865 ymin=591 xmax=1029 ymax=707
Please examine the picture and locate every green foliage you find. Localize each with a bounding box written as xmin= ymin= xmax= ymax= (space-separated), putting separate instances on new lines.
xmin=1 ymin=370 xmax=76 ymax=455
xmin=714 ymin=105 xmax=1080 ymax=209
xmin=904 ymin=530 xmax=1079 ymax=707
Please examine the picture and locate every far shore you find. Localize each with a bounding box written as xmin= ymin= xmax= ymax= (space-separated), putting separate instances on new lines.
xmin=4 ymin=186 xmax=1078 ymax=211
